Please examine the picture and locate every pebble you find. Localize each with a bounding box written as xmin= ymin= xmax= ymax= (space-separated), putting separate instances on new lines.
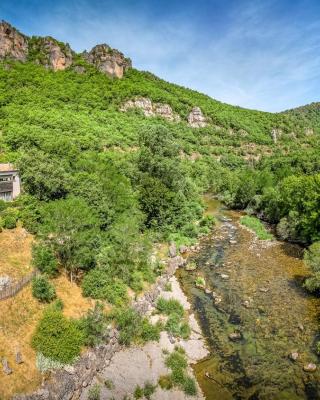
xmin=221 ymin=274 xmax=229 ymax=279
xmin=259 ymin=287 xmax=269 ymax=293
xmin=228 ymin=332 xmax=242 ymax=341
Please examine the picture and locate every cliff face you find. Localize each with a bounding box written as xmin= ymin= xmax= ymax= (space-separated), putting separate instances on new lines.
xmin=83 ymin=44 xmax=132 ymax=78
xmin=0 ymin=21 xmax=28 ymax=61
xmin=0 ymin=21 xmax=131 ymax=78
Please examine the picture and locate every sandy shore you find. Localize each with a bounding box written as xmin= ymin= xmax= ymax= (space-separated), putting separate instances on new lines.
xmin=80 ymin=275 xmax=209 ymax=400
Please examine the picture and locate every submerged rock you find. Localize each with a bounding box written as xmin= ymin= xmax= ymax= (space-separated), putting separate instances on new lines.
xmin=303 ymin=363 xmax=317 ymax=372
xmin=228 ymin=332 xmax=242 ymax=341
xmin=289 ymin=352 xmax=299 ymax=361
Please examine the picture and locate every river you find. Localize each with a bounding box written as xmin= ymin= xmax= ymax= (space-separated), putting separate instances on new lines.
xmin=177 ymin=197 xmax=320 ymax=400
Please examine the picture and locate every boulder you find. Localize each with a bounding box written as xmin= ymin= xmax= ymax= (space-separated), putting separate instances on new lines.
xmin=179 ymin=245 xmax=188 ymax=254
xmin=0 ymin=275 xmax=11 ymax=290
xmin=168 ymin=242 xmax=177 ymax=258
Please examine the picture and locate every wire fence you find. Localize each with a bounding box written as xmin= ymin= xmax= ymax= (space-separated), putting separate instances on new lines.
xmin=0 ymin=269 xmax=38 ymax=301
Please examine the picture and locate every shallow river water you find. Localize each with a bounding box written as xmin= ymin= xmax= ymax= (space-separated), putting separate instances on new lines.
xmin=178 ymin=197 xmax=320 ymax=400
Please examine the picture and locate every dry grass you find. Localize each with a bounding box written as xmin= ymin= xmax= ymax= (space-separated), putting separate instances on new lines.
xmin=0 ymin=226 xmax=33 ymax=280
xmin=0 ymin=229 xmax=95 ymax=399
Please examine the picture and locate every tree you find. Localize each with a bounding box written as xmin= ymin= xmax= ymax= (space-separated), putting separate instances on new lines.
xmin=32 ymin=243 xmax=58 ymax=276
xmin=32 ymin=275 xmax=56 ymax=302
xmin=138 ymin=125 xmax=201 ymax=231
xmin=39 ymin=196 xmax=100 ymax=280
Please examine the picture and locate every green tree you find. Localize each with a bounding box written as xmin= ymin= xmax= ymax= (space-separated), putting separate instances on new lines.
xmin=32 ymin=275 xmax=56 ymax=302
xmin=304 ymin=242 xmax=320 ymax=293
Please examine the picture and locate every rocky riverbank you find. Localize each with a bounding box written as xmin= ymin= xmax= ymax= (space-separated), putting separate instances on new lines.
xmin=14 ymin=247 xmax=209 ymax=400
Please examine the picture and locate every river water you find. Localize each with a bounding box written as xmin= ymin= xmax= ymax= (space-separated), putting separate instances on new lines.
xmin=178 ymin=197 xmax=320 ymax=400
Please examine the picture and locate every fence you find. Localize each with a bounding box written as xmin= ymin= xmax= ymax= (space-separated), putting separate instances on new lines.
xmin=0 ymin=269 xmax=38 ymax=301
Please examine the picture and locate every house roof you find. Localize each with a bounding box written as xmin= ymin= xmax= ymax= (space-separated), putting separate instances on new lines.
xmin=0 ymin=163 xmax=18 ymax=173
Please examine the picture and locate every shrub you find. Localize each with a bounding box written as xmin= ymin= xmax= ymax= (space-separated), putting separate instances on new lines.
xmin=3 ymin=215 xmax=17 ymax=229
xmin=32 ymin=275 xmax=56 ymax=303
xmin=158 ymin=375 xmax=173 ymax=390
xmin=156 ymin=298 xmax=184 ymax=318
xmin=82 ymin=269 xmax=128 ymax=305
xmin=32 ymin=243 xmax=58 ymax=276
xmin=134 ymin=385 xmax=144 ymax=399
xmin=303 ymin=242 xmax=320 ymax=293
xmin=79 ymin=303 xmax=108 ymax=346
xmin=143 ymin=382 xmax=156 ymax=399
xmin=32 ymin=309 xmax=85 ymax=364
xmin=88 ymin=384 xmax=101 ymax=400
xmin=112 ymin=307 xmax=160 ymax=345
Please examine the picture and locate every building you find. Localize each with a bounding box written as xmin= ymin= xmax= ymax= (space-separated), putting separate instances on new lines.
xmin=0 ymin=164 xmax=21 ymax=201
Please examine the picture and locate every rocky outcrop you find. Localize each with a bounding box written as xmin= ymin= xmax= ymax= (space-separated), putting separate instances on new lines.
xmin=0 ymin=21 xmax=28 ymax=61
xmin=29 ymin=37 xmax=73 ymax=71
xmin=83 ymin=44 xmax=131 ymax=78
xmin=187 ymin=106 xmax=208 ymax=128
xmin=121 ymin=97 xmax=181 ymax=122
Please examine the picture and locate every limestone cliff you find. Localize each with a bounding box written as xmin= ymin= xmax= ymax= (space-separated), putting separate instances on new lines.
xmin=0 ymin=21 xmax=131 ymax=77
xmin=0 ymin=21 xmax=28 ymax=61
xmin=82 ymin=44 xmax=132 ymax=78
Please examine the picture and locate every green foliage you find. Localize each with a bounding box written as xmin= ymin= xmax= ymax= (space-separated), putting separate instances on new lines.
xmin=156 ymin=298 xmax=184 ymax=318
xmin=32 ymin=275 xmax=56 ymax=303
xmin=240 ymin=215 xmax=274 ymax=240
xmin=88 ymin=384 xmax=101 ymax=400
xmin=32 ymin=243 xmax=58 ymax=276
xmin=156 ymin=298 xmax=190 ymax=339
xmin=79 ymin=303 xmax=108 ymax=346
xmin=303 ymin=242 xmax=320 ymax=293
xmin=163 ymin=347 xmax=197 ymax=396
xmin=134 ymin=383 xmax=156 ymax=400
xmin=82 ymin=269 xmax=128 ymax=305
xmin=112 ymin=307 xmax=160 ymax=346
xmin=32 ymin=309 xmax=85 ymax=364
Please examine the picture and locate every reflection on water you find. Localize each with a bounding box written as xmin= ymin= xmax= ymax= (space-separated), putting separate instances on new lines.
xmin=178 ymin=197 xmax=320 ymax=400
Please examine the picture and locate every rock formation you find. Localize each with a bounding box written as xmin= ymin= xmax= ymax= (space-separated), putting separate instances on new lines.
xmin=270 ymin=128 xmax=282 ymax=143
xmin=0 ymin=21 xmax=28 ymax=61
xmin=28 ymin=37 xmax=73 ymax=71
xmin=187 ymin=106 xmax=208 ymax=128
xmin=83 ymin=44 xmax=132 ymax=78
xmin=121 ymin=97 xmax=181 ymax=122
xmin=0 ymin=21 xmax=131 ymax=77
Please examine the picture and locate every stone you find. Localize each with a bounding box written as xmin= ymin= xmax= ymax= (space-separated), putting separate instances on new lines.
xmin=259 ymin=287 xmax=269 ymax=293
xmin=0 ymin=21 xmax=28 ymax=61
xmin=228 ymin=332 xmax=242 ymax=341
xmin=15 ymin=351 xmax=23 ymax=364
xmin=2 ymin=358 xmax=12 ymax=375
xmin=242 ymin=300 xmax=251 ymax=309
xmin=205 ymin=288 xmax=212 ymax=294
xmin=298 ymin=323 xmax=304 ymax=332
xmin=179 ymin=245 xmax=188 ymax=254
xmin=168 ymin=242 xmax=177 ymax=258
xmin=230 ymin=240 xmax=237 ymax=245
xmin=221 ymin=274 xmax=229 ymax=280
xmin=83 ymin=44 xmax=131 ymax=78
xmin=187 ymin=106 xmax=208 ymax=128
xmin=289 ymin=352 xmax=299 ymax=361
xmin=303 ymin=363 xmax=317 ymax=372
xmin=0 ymin=275 xmax=11 ymax=290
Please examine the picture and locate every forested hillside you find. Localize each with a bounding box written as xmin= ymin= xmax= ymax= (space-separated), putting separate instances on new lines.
xmin=0 ymin=24 xmax=320 ymax=388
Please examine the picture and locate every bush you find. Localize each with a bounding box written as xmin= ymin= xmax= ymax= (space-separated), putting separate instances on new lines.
xmin=156 ymin=298 xmax=184 ymax=318
xmin=82 ymin=269 xmax=128 ymax=305
xmin=112 ymin=307 xmax=160 ymax=345
xmin=3 ymin=215 xmax=17 ymax=229
xmin=32 ymin=275 xmax=56 ymax=303
xmin=303 ymin=242 xmax=320 ymax=293
xmin=79 ymin=303 xmax=108 ymax=346
xmin=32 ymin=243 xmax=58 ymax=276
xmin=32 ymin=309 xmax=85 ymax=364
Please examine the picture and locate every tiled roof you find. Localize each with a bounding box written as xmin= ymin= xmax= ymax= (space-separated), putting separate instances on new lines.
xmin=0 ymin=163 xmax=17 ymax=172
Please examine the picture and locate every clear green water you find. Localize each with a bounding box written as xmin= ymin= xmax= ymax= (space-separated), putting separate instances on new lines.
xmin=178 ymin=197 xmax=320 ymax=400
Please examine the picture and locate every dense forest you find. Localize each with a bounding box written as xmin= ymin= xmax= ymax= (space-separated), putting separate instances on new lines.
xmin=0 ymin=56 xmax=320 ymax=367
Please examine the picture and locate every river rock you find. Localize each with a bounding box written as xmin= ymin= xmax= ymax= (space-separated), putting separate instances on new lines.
xmin=242 ymin=300 xmax=251 ymax=309
xmin=289 ymin=352 xmax=299 ymax=361
xmin=228 ymin=332 xmax=242 ymax=341
xmin=303 ymin=363 xmax=317 ymax=372
xmin=259 ymin=287 xmax=269 ymax=293
xmin=221 ymin=274 xmax=229 ymax=280
xmin=168 ymin=242 xmax=177 ymax=258
xmin=179 ymin=245 xmax=188 ymax=254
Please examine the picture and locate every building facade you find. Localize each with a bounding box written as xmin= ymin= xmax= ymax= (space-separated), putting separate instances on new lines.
xmin=0 ymin=164 xmax=21 ymax=201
